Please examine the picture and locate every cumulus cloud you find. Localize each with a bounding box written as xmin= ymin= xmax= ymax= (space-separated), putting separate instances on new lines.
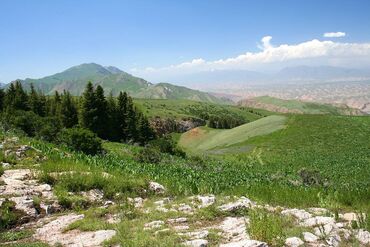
xmin=323 ymin=32 xmax=346 ymax=38
xmin=132 ymin=36 xmax=370 ymax=81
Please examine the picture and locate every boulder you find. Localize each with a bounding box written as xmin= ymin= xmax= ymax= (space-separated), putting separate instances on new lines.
xmin=220 ymin=239 xmax=268 ymax=247
xmin=356 ymin=229 xmax=370 ymax=245
xmin=149 ymin=181 xmax=166 ymax=194
xmin=281 ymin=208 xmax=312 ymax=221
xmin=167 ymin=217 xmax=188 ymax=224
xmin=183 ymin=239 xmax=208 ymax=247
xmin=285 ymin=237 xmax=304 ymax=247
xmin=218 ymin=197 xmax=255 ymax=212
xmin=194 ymin=195 xmax=216 ymax=208
xmin=219 ymin=217 xmax=249 ymax=242
xmin=180 ymin=230 xmax=209 ymax=239
xmin=300 ymin=216 xmax=335 ymax=227
xmin=302 ymin=232 xmax=319 ymax=243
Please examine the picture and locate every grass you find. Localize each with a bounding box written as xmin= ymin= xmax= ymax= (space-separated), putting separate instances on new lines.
xmin=134 ymin=98 xmax=271 ymax=121
xmin=0 ymin=230 xmax=33 ymax=243
xmin=179 ymin=115 xmax=286 ymax=153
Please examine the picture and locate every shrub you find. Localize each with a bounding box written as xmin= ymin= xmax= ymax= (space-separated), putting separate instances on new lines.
xmin=148 ymin=135 xmax=185 ymax=158
xmin=298 ymin=168 xmax=324 ymax=186
xmin=136 ymin=147 xmax=162 ymax=164
xmin=58 ymin=127 xmax=102 ymax=155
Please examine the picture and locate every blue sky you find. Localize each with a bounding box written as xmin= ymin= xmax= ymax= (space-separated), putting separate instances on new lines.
xmin=1 ymin=0 xmax=370 ymax=83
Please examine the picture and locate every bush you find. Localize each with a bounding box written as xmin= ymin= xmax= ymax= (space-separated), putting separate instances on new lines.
xmin=58 ymin=127 xmax=102 ymax=155
xmin=0 ymin=199 xmax=25 ymax=230
xmin=149 ymin=135 xmax=185 ymax=158
xmin=298 ymin=168 xmax=324 ymax=186
xmin=136 ymin=147 xmax=162 ymax=164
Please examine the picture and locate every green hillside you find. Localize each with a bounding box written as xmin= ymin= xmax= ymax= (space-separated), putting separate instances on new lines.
xmin=238 ymin=96 xmax=364 ymax=115
xmin=179 ymin=115 xmax=286 ymax=153
xmin=13 ymin=63 xmax=230 ymax=104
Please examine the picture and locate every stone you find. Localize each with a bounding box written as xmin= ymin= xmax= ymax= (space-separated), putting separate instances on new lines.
xmin=218 ymin=197 xmax=255 ymax=212
xmin=106 ymin=214 xmax=121 ymax=224
xmin=302 ymin=232 xmax=319 ymax=243
xmin=34 ymin=213 xmax=115 ymax=246
xmin=173 ymin=225 xmax=189 ymax=231
xmin=81 ymin=189 xmax=104 ymax=202
xmin=326 ymin=234 xmax=341 ymax=247
xmin=308 ymin=207 xmax=329 ymax=215
xmin=194 ymin=195 xmax=216 ymax=208
xmin=35 ymin=184 xmax=52 ymax=192
xmin=355 ymin=229 xmax=370 ymax=245
xmin=178 ymin=203 xmax=193 ymax=213
xmin=183 ymin=239 xmax=208 ymax=247
xmin=167 ymin=217 xmax=187 ymax=224
xmin=220 ymin=239 xmax=268 ymax=247
xmin=281 ymin=208 xmax=312 ymax=221
xmin=149 ymin=181 xmax=166 ymax=194
xmin=9 ymin=196 xmax=37 ymax=217
xmin=300 ymin=216 xmax=335 ymax=227
xmin=314 ymin=223 xmax=336 ymax=237
xmin=1 ymin=162 xmax=11 ymax=168
xmin=144 ymin=220 xmax=164 ymax=230
xmin=180 ymin=230 xmax=209 ymax=239
xmin=219 ymin=217 xmax=249 ymax=242
xmin=285 ymin=237 xmax=304 ymax=247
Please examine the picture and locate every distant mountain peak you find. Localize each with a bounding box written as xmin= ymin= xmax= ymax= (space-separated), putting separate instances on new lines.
xmin=105 ymin=66 xmax=124 ymax=74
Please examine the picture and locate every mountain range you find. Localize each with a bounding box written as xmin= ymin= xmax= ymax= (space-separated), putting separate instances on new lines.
xmin=5 ymin=63 xmax=228 ymax=104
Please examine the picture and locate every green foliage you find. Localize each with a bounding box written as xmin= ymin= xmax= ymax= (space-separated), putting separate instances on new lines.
xmin=249 ymin=210 xmax=285 ymax=246
xmin=136 ymin=147 xmax=162 ymax=164
xmin=149 ymin=135 xmax=185 ymax=157
xmin=298 ymin=168 xmax=325 ymax=186
xmin=0 ymin=229 xmax=33 ymax=242
xmin=58 ymin=127 xmax=102 ymax=155
xmin=0 ymin=199 xmax=25 ymax=230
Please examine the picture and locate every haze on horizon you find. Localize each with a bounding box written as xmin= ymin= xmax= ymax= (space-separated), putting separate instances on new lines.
xmin=1 ymin=0 xmax=370 ymax=85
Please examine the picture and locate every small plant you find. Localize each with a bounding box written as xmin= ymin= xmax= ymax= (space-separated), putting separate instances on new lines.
xmin=0 ymin=229 xmax=33 ymax=242
xmin=0 ymin=199 xmax=25 ymax=230
xmin=298 ymin=168 xmax=324 ymax=186
xmin=136 ymin=147 xmax=162 ymax=164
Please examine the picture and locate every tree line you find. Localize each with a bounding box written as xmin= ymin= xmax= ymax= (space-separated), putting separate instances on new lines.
xmin=0 ymin=81 xmax=155 ymax=146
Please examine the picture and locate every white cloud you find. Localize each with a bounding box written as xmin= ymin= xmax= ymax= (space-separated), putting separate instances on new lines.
xmin=323 ymin=32 xmax=346 ymax=38
xmin=132 ymin=36 xmax=370 ymax=81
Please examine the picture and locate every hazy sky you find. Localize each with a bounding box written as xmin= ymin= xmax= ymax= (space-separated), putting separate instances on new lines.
xmin=1 ymin=0 xmax=370 ymax=83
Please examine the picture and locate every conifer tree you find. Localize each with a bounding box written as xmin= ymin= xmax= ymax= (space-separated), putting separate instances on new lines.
xmin=106 ymin=92 xmax=120 ymax=141
xmin=28 ymin=84 xmax=46 ymax=116
xmin=60 ymin=91 xmax=78 ymax=128
xmin=0 ymin=89 xmax=4 ymax=111
xmin=11 ymin=81 xmax=29 ymax=111
xmin=94 ymin=85 xmax=108 ymax=139
xmin=49 ymin=91 xmax=61 ymax=116
xmin=117 ymin=91 xmax=128 ymax=141
xmin=125 ymin=97 xmax=138 ymax=142
xmin=80 ymin=81 xmax=98 ymax=133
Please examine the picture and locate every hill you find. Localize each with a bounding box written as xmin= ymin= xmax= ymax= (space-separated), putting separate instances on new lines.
xmin=238 ymin=96 xmax=365 ymax=115
xmin=10 ymin=63 xmax=229 ymax=104
xmin=179 ymin=115 xmax=286 ymax=153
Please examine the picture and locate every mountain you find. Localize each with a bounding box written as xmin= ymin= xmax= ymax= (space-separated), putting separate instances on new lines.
xmin=135 ymin=83 xmax=229 ymax=104
xmin=238 ymin=96 xmax=365 ymax=115
xmin=10 ymin=63 xmax=229 ymax=104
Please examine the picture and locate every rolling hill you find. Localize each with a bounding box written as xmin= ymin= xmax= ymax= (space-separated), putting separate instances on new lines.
xmin=179 ymin=115 xmax=286 ymax=153
xmin=9 ymin=63 xmax=229 ymax=104
xmin=238 ymin=96 xmax=365 ymax=115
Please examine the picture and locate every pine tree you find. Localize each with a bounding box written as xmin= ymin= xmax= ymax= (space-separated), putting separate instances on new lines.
xmin=80 ymin=82 xmax=98 ymax=133
xmin=0 ymin=89 xmax=4 ymax=111
xmin=28 ymin=84 xmax=45 ymax=116
xmin=117 ymin=91 xmax=128 ymax=141
xmin=60 ymin=91 xmax=78 ymax=128
xmin=106 ymin=92 xmax=120 ymax=141
xmin=10 ymin=81 xmax=29 ymax=111
xmin=94 ymin=85 xmax=108 ymax=139
xmin=125 ymin=97 xmax=138 ymax=142
xmin=137 ymin=113 xmax=155 ymax=145
xmin=49 ymin=91 xmax=61 ymax=116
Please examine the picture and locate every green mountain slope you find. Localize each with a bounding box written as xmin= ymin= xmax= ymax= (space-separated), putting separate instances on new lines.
xmin=238 ymin=96 xmax=365 ymax=115
xmin=12 ymin=63 xmax=230 ymax=104
xmin=179 ymin=115 xmax=286 ymax=153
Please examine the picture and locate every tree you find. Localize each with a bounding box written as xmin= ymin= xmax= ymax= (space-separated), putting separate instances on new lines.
xmin=106 ymin=92 xmax=120 ymax=141
xmin=79 ymin=81 xmax=98 ymax=133
xmin=125 ymin=97 xmax=138 ymax=142
xmin=60 ymin=91 xmax=78 ymax=128
xmin=94 ymin=85 xmax=108 ymax=139
xmin=48 ymin=91 xmax=61 ymax=116
xmin=137 ymin=113 xmax=155 ymax=145
xmin=117 ymin=91 xmax=128 ymax=141
xmin=28 ymin=84 xmax=46 ymax=116
xmin=0 ymin=89 xmax=4 ymax=111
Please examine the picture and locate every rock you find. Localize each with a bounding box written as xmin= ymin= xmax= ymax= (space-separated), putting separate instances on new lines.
xmin=180 ymin=230 xmax=209 ymax=239
xmin=219 ymin=217 xmax=249 ymax=242
xmin=167 ymin=217 xmax=188 ymax=224
xmin=314 ymin=223 xmax=336 ymax=237
xmin=35 ymin=184 xmax=52 ymax=192
xmin=183 ymin=239 xmax=208 ymax=247
xmin=155 ymin=228 xmax=170 ymax=235
xmin=356 ymin=229 xmax=370 ymax=245
xmin=106 ymin=214 xmax=121 ymax=224
xmin=326 ymin=234 xmax=341 ymax=247
xmin=218 ymin=197 xmax=255 ymax=212
xmin=281 ymin=208 xmax=312 ymax=221
xmin=103 ymin=200 xmax=115 ymax=207
xmin=285 ymin=237 xmax=304 ymax=247
xmin=300 ymin=216 xmax=335 ymax=227
xmin=1 ymin=162 xmax=11 ymax=168
xmin=194 ymin=195 xmax=216 ymax=208
xmin=81 ymin=189 xmax=104 ymax=202
xmin=34 ymin=214 xmax=115 ymax=246
xmin=3 ymin=169 xmax=32 ymax=181
xmin=178 ymin=203 xmax=193 ymax=213
xmin=144 ymin=220 xmax=164 ymax=230
xmin=220 ymin=239 xmax=268 ymax=247
xmin=308 ymin=207 xmax=329 ymax=215
xmin=340 ymin=212 xmax=366 ymax=222
xmin=149 ymin=181 xmax=166 ymax=194
xmin=302 ymin=232 xmax=319 ymax=242
xmin=173 ymin=225 xmax=190 ymax=231
xmin=9 ymin=196 xmax=37 ymax=217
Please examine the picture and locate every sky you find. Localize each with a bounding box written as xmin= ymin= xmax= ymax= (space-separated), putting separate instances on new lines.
xmin=1 ymin=0 xmax=370 ymax=83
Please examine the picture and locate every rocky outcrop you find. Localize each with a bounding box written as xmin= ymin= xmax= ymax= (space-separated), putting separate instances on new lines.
xmin=150 ymin=117 xmax=205 ymax=136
